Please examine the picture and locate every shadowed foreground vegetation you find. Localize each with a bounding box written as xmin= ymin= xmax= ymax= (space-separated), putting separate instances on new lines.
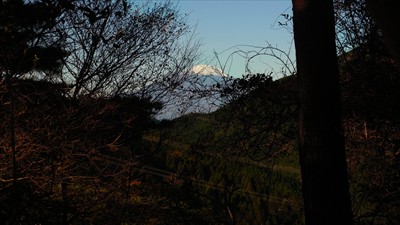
xmin=2 ymin=59 xmax=400 ymax=224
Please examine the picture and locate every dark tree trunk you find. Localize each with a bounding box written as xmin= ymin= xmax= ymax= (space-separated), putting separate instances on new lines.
xmin=291 ymin=1 xmax=353 ymax=225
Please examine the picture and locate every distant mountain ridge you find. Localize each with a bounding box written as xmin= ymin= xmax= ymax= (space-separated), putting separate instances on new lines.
xmin=156 ymin=66 xmax=232 ymax=119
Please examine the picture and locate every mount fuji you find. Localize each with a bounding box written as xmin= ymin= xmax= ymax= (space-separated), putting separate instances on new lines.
xmin=190 ymin=64 xmax=229 ymax=77
xmin=156 ymin=64 xmax=232 ymax=120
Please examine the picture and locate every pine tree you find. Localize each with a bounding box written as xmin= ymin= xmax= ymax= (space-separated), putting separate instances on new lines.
xmin=0 ymin=0 xmax=66 ymax=79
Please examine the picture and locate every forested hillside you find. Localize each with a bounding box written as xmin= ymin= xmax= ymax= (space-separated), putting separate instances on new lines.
xmin=144 ymin=54 xmax=400 ymax=224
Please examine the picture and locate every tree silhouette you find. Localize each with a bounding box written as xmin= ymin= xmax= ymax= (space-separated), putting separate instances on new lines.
xmin=0 ymin=0 xmax=200 ymax=224
xmin=291 ymin=1 xmax=353 ymax=225
xmin=55 ymin=0 xmax=199 ymax=100
xmin=366 ymin=0 xmax=400 ymax=67
xmin=0 ymin=0 xmax=67 ymax=77
xmin=0 ymin=1 xmax=67 ymax=223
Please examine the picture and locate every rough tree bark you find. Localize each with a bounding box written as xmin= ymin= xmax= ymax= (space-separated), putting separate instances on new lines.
xmin=291 ymin=1 xmax=353 ymax=225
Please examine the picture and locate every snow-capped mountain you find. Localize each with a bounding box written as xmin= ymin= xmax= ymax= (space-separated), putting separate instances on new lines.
xmin=155 ymin=64 xmax=233 ymax=120
xmin=191 ymin=64 xmax=229 ymax=77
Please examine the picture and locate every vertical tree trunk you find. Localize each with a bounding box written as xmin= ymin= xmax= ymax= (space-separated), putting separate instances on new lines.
xmin=291 ymin=1 xmax=353 ymax=225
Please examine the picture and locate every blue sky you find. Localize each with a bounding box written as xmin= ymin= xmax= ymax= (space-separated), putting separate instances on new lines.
xmin=176 ymin=0 xmax=295 ymax=78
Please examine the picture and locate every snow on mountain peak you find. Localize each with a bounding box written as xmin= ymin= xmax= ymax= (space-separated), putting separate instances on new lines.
xmin=191 ymin=64 xmax=228 ymax=77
